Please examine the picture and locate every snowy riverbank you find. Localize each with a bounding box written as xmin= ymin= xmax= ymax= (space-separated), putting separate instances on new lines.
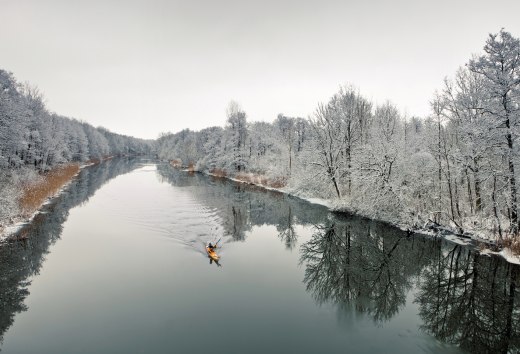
xmin=0 ymin=163 xmax=90 ymax=243
xmin=199 ymin=168 xmax=520 ymax=265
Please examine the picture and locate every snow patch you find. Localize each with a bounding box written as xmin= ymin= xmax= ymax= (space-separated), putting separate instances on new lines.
xmin=80 ymin=162 xmax=96 ymax=169
xmin=298 ymin=197 xmax=333 ymax=209
xmin=499 ymin=249 xmax=520 ymax=265
xmin=0 ymin=209 xmax=39 ymax=242
xmin=444 ymin=234 xmax=472 ymax=246
xmin=480 ymin=248 xmax=520 ymax=265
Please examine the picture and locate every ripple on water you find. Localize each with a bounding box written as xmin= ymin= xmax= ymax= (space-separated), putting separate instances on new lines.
xmin=113 ymin=187 xmax=228 ymax=256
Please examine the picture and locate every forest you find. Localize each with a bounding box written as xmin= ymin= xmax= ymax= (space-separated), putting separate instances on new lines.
xmin=155 ymin=29 xmax=520 ymax=246
xmin=0 ymin=69 xmax=153 ymax=230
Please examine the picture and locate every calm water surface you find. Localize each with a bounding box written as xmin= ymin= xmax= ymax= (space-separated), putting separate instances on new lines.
xmin=1 ymin=159 xmax=518 ymax=353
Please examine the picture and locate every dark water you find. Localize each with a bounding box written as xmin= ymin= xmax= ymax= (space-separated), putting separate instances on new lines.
xmin=1 ymin=159 xmax=519 ymax=353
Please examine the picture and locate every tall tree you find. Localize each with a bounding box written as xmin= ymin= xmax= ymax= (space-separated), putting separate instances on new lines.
xmin=309 ymin=102 xmax=345 ymax=198
xmin=225 ymin=101 xmax=248 ymax=172
xmin=469 ymin=29 xmax=520 ymax=235
xmin=274 ymin=114 xmax=296 ymax=175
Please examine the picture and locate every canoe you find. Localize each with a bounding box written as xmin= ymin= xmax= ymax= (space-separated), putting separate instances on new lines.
xmin=206 ymin=246 xmax=220 ymax=261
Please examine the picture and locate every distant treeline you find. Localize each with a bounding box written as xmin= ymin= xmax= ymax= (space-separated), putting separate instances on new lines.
xmin=0 ymin=69 xmax=153 ymax=227
xmin=156 ymin=29 xmax=520 ymax=241
xmin=0 ymin=69 xmax=153 ymax=170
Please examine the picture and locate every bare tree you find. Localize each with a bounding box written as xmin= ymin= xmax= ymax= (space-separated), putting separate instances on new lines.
xmin=309 ymin=102 xmax=345 ymax=198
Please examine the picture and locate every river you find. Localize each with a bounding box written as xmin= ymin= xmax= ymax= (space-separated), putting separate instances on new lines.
xmin=0 ymin=158 xmax=518 ymax=353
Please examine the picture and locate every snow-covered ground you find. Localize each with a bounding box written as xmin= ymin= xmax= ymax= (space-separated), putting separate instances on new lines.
xmin=0 ymin=169 xmax=81 ymax=243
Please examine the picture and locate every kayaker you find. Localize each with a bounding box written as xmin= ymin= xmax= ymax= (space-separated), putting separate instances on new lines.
xmin=208 ymin=242 xmax=216 ymax=251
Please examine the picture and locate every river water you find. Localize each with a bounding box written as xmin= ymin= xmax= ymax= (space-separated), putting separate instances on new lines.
xmin=0 ymin=158 xmax=518 ymax=353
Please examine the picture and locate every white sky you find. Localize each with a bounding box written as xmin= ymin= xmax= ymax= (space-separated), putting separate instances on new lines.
xmin=1 ymin=0 xmax=520 ymax=139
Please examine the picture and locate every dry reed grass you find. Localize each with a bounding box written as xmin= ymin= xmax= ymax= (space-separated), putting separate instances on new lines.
xmin=170 ymin=159 xmax=182 ymax=168
xmin=209 ymin=168 xmax=228 ymax=178
xmin=234 ymin=173 xmax=252 ymax=183
xmin=266 ymin=177 xmax=287 ymax=188
xmin=87 ymin=158 xmax=101 ymax=165
xmin=19 ymin=164 xmax=80 ymax=216
xmin=209 ymin=168 xmax=288 ymax=188
xmin=235 ymin=172 xmax=287 ymax=188
xmin=498 ymin=236 xmax=520 ymax=255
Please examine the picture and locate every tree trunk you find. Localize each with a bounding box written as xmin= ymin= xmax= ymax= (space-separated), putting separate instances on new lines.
xmin=332 ymin=176 xmax=341 ymax=199
xmin=465 ymin=168 xmax=474 ymax=214
xmin=437 ymin=118 xmax=442 ymax=224
xmin=492 ymin=173 xmax=503 ymax=240
xmin=289 ymin=144 xmax=292 ymax=175
xmin=473 ymin=159 xmax=482 ymax=212
xmin=506 ymin=127 xmax=518 ymax=235
xmin=346 ymin=146 xmax=351 ymax=197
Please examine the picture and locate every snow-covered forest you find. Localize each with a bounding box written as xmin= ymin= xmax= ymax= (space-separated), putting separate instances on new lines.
xmin=156 ymin=29 xmax=520 ymax=242
xmin=0 ymin=69 xmax=153 ymax=228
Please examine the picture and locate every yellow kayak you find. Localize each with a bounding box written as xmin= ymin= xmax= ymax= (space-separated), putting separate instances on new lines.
xmin=206 ymin=246 xmax=220 ymax=261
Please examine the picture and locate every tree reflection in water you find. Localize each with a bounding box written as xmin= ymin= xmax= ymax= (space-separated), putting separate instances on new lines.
xmin=300 ymin=219 xmax=520 ymax=352
xmin=0 ymin=158 xmax=143 ymax=345
xmin=5 ymin=162 xmax=517 ymax=352
xmin=416 ymin=243 xmax=520 ymax=353
xmin=158 ymin=165 xmax=520 ymax=352
xmin=156 ymin=164 xmax=318 ymax=247
xmin=301 ymin=220 xmax=428 ymax=322
xmin=276 ymin=205 xmax=297 ymax=250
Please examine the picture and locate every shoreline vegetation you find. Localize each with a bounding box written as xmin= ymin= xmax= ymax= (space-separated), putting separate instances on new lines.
xmin=0 ymin=163 xmax=80 ymax=240
xmin=171 ymin=161 xmax=520 ymax=265
xmin=19 ymin=163 xmax=80 ymax=217
xmin=0 ymin=67 xmax=153 ymax=239
xmin=0 ymin=157 xmax=115 ymax=241
xmin=156 ymin=30 xmax=520 ymax=265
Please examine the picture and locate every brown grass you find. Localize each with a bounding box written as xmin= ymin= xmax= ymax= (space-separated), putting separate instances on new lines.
xmin=19 ymin=164 xmax=80 ymax=216
xmin=234 ymin=172 xmax=287 ymax=188
xmin=208 ymin=168 xmax=287 ymax=188
xmin=170 ymin=159 xmax=182 ymax=168
xmin=209 ymin=168 xmax=228 ymax=178
xmin=498 ymin=236 xmax=520 ymax=255
xmin=266 ymin=176 xmax=287 ymax=188
xmin=234 ymin=173 xmax=253 ymax=183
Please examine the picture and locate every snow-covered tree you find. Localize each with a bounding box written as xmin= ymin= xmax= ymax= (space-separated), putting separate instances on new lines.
xmin=225 ymin=101 xmax=248 ymax=172
xmin=469 ymin=29 xmax=520 ymax=235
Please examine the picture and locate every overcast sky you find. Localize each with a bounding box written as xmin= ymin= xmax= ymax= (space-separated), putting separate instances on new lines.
xmin=2 ymin=0 xmax=520 ymax=139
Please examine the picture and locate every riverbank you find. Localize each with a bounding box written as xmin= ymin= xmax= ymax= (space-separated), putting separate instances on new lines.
xmin=0 ymin=163 xmax=81 ymax=242
xmin=173 ymin=162 xmax=520 ymax=265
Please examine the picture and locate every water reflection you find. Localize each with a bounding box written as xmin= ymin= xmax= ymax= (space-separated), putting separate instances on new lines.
xmin=300 ymin=219 xmax=430 ymax=322
xmin=156 ymin=165 xmax=520 ymax=353
xmin=2 ymin=163 xmax=519 ymax=353
xmin=416 ymin=243 xmax=520 ymax=353
xmin=0 ymin=158 xmax=143 ymax=345
xmin=156 ymin=163 xmax=325 ymax=245
xmin=299 ymin=219 xmax=520 ymax=353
